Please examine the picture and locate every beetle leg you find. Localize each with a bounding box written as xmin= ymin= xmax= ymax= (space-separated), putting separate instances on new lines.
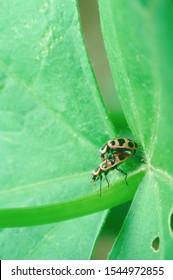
xmin=116 ymin=166 xmax=128 ymax=186
xmin=99 ymin=174 xmax=102 ymax=196
xmin=104 ymin=173 xmax=109 ymax=189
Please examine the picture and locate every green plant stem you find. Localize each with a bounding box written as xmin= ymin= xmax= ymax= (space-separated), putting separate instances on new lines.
xmin=0 ymin=169 xmax=145 ymax=228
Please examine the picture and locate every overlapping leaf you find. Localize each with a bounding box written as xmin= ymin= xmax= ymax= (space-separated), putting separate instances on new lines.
xmin=99 ymin=0 xmax=173 ymax=259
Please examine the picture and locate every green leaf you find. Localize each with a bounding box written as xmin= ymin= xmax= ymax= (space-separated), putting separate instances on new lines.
xmin=0 ymin=0 xmax=116 ymax=259
xmin=0 ymin=0 xmax=114 ymax=208
xmin=99 ymin=0 xmax=173 ymax=259
xmin=0 ymin=0 xmax=146 ymax=259
xmin=0 ymin=212 xmax=108 ymax=260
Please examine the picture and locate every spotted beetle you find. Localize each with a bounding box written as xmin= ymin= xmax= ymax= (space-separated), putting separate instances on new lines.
xmin=91 ymin=152 xmax=131 ymax=195
xmin=99 ymin=138 xmax=138 ymax=160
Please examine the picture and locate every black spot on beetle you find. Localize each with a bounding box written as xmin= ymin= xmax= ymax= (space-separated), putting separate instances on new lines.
xmin=118 ymin=154 xmax=125 ymax=160
xmin=100 ymin=144 xmax=107 ymax=151
xmin=110 ymin=140 xmax=115 ymax=145
xmin=128 ymin=141 xmax=134 ymax=148
xmin=109 ymin=156 xmax=115 ymax=164
xmin=102 ymin=163 xmax=107 ymax=168
xmin=118 ymin=138 xmax=125 ymax=146
xmin=94 ymin=166 xmax=100 ymax=172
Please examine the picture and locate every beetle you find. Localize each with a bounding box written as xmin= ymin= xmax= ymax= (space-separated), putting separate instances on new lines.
xmin=91 ymin=152 xmax=131 ymax=195
xmin=99 ymin=138 xmax=138 ymax=160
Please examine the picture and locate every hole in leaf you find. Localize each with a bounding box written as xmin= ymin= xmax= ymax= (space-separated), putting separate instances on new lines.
xmin=170 ymin=212 xmax=173 ymax=233
xmin=152 ymin=236 xmax=160 ymax=251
